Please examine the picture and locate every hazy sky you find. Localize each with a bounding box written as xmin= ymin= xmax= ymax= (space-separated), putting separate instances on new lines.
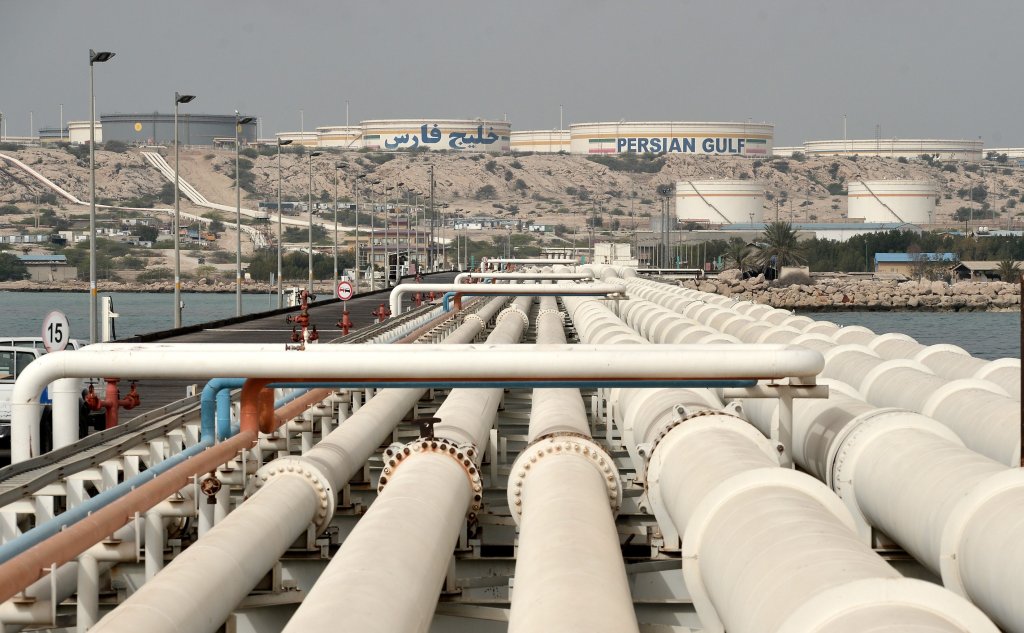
xmin=2 ymin=0 xmax=1021 ymax=146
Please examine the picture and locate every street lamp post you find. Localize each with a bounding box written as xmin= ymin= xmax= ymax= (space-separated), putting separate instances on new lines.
xmin=385 ymin=184 xmax=399 ymax=286
xmin=354 ymin=174 xmax=366 ymax=293
xmin=234 ymin=112 xmax=255 ymax=317
xmin=172 ymin=92 xmax=195 ymax=330
xmin=307 ymin=151 xmax=323 ymax=293
xmin=275 ymin=138 xmax=292 ymax=307
xmin=88 ymin=48 xmax=115 ymax=344
xmin=333 ymin=161 xmax=344 ymax=290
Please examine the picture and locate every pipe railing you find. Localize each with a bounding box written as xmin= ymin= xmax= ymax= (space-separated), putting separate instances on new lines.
xmin=12 ymin=343 xmax=823 ymax=462
xmin=388 ymin=282 xmax=626 ymax=316
xmin=453 ymin=271 xmax=595 ymax=284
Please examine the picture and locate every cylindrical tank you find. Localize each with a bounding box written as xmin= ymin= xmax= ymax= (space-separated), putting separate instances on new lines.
xmin=803 ymin=139 xmax=983 ymax=161
xmin=569 ymin=121 xmax=773 ymax=156
xmin=675 ymin=180 xmax=765 ymax=225
xmin=510 ymin=130 xmax=570 ymax=153
xmin=360 ymin=119 xmax=511 ymax=153
xmin=847 ymin=180 xmax=938 ymax=224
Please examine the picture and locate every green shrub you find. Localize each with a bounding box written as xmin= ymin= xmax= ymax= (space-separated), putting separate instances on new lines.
xmin=587 ymin=153 xmax=666 ymax=173
xmin=137 ymin=267 xmax=174 ymax=282
xmin=103 ymin=140 xmax=129 ymax=153
xmin=475 ymin=185 xmax=497 ymax=200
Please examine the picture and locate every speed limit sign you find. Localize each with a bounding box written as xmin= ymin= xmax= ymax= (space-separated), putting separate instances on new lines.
xmin=337 ymin=280 xmax=354 ymax=301
xmin=42 ymin=310 xmax=70 ymax=353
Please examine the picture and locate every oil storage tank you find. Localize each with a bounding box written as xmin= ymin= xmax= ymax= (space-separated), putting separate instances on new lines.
xmin=847 ymin=179 xmax=938 ymax=224
xmin=675 ymin=180 xmax=765 ymax=224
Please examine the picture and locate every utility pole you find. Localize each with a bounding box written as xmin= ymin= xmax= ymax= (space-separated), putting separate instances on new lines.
xmin=429 ymin=164 xmax=435 ymax=270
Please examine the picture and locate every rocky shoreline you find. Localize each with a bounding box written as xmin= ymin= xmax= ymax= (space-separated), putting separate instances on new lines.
xmin=680 ymin=269 xmax=1021 ymax=312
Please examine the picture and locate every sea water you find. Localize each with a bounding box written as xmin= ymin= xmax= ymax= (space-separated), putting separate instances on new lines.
xmin=0 ymin=292 xmax=1018 ymax=361
xmin=0 ymin=291 xmax=279 ymax=341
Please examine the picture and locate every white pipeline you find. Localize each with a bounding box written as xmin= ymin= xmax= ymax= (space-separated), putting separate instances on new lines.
xmin=625 ymin=277 xmax=1021 ymax=465
xmin=568 ymin=290 xmax=995 ymax=633
xmin=281 ymin=297 xmax=532 ymax=633
xmin=89 ymin=299 xmax=509 ymax=633
xmin=507 ymin=296 xmax=638 ymax=633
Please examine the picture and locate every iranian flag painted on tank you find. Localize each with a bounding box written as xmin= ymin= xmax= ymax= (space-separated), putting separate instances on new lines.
xmin=744 ymin=138 xmax=768 ymax=155
xmin=588 ymin=138 xmax=617 ymax=154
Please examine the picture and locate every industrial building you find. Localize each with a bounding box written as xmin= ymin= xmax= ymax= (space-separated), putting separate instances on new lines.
xmin=100 ymin=113 xmax=257 ymax=146
xmin=675 ymin=180 xmax=766 ymax=224
xmin=847 ymin=179 xmax=938 ymax=224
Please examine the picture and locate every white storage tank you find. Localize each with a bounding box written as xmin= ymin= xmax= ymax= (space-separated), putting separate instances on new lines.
xmin=847 ymin=180 xmax=938 ymax=224
xmin=675 ymin=180 xmax=765 ymax=225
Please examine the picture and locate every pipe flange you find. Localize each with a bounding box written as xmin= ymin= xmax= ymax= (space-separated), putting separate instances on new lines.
xmin=536 ymin=308 xmax=564 ymax=322
xmin=826 ymin=407 xmax=960 ymax=542
xmin=249 ymin=456 xmax=336 ymax=535
xmin=856 ymin=357 xmax=932 ymax=401
xmin=912 ymin=342 xmax=969 ymax=365
xmin=973 ymin=356 xmax=1021 ymax=382
xmin=681 ymin=467 xmax=855 ymax=633
xmin=507 ymin=433 xmax=621 ymax=526
xmin=496 ymin=305 xmax=530 ymax=328
xmin=461 ymin=312 xmax=486 ymax=329
xmin=939 ymin=468 xmax=1024 ymax=599
xmin=379 ymin=438 xmax=484 ymax=520
xmin=920 ymin=378 xmax=1010 ymax=420
xmin=639 ymin=405 xmax=745 ymax=464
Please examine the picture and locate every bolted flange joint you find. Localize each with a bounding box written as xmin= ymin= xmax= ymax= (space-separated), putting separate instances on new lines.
xmin=379 ymin=438 xmax=484 ymax=520
xmin=496 ymin=305 xmax=530 ymax=328
xmin=507 ymin=433 xmax=622 ymax=527
xmin=248 ymin=456 xmax=336 ymax=535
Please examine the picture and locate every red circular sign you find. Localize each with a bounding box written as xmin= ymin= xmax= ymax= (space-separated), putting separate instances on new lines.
xmin=337 ymin=281 xmax=354 ymax=301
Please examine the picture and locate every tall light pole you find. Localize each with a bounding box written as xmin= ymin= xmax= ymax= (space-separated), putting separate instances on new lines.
xmin=385 ymin=183 xmax=397 ymax=286
xmin=307 ymin=151 xmax=323 ymax=293
xmin=333 ymin=161 xmax=345 ymax=289
xmin=88 ymin=48 xmax=115 ymax=345
xmin=276 ymin=138 xmax=292 ymax=307
xmin=354 ymin=173 xmax=366 ymax=293
xmin=234 ymin=111 xmax=255 ymax=317
xmin=369 ymin=179 xmax=380 ymax=290
xmin=172 ymin=92 xmax=195 ymax=329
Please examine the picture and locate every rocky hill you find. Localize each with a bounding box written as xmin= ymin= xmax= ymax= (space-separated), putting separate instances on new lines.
xmin=2 ymin=145 xmax=1023 ymax=231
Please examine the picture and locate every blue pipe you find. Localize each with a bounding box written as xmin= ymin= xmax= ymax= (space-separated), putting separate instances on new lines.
xmin=0 ymin=382 xmax=321 ymax=565
xmin=0 ymin=438 xmax=212 ymax=565
xmin=442 ymin=291 xmax=456 ymax=312
xmin=200 ymin=378 xmax=244 ymax=441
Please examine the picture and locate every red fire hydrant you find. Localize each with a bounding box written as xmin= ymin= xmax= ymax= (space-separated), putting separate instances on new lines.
xmin=428 ymin=291 xmax=437 ymax=302
xmin=373 ymin=303 xmax=392 ymax=323
xmin=414 ymin=292 xmax=423 ymax=307
xmin=85 ymin=378 xmax=141 ymax=429
xmin=337 ymin=308 xmax=353 ymax=335
xmin=308 ymin=325 xmax=319 ymax=343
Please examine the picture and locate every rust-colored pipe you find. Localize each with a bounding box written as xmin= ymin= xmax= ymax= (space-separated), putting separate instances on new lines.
xmin=453 ymin=292 xmax=463 ymax=311
xmin=0 ymin=384 xmax=307 ymax=604
xmin=0 ymin=431 xmax=253 ymax=603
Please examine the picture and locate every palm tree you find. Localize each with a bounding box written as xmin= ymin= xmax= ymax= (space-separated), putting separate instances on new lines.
xmin=723 ymin=237 xmax=752 ymax=271
xmin=756 ymin=221 xmax=805 ymax=269
xmin=996 ymin=258 xmax=1020 ymax=282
